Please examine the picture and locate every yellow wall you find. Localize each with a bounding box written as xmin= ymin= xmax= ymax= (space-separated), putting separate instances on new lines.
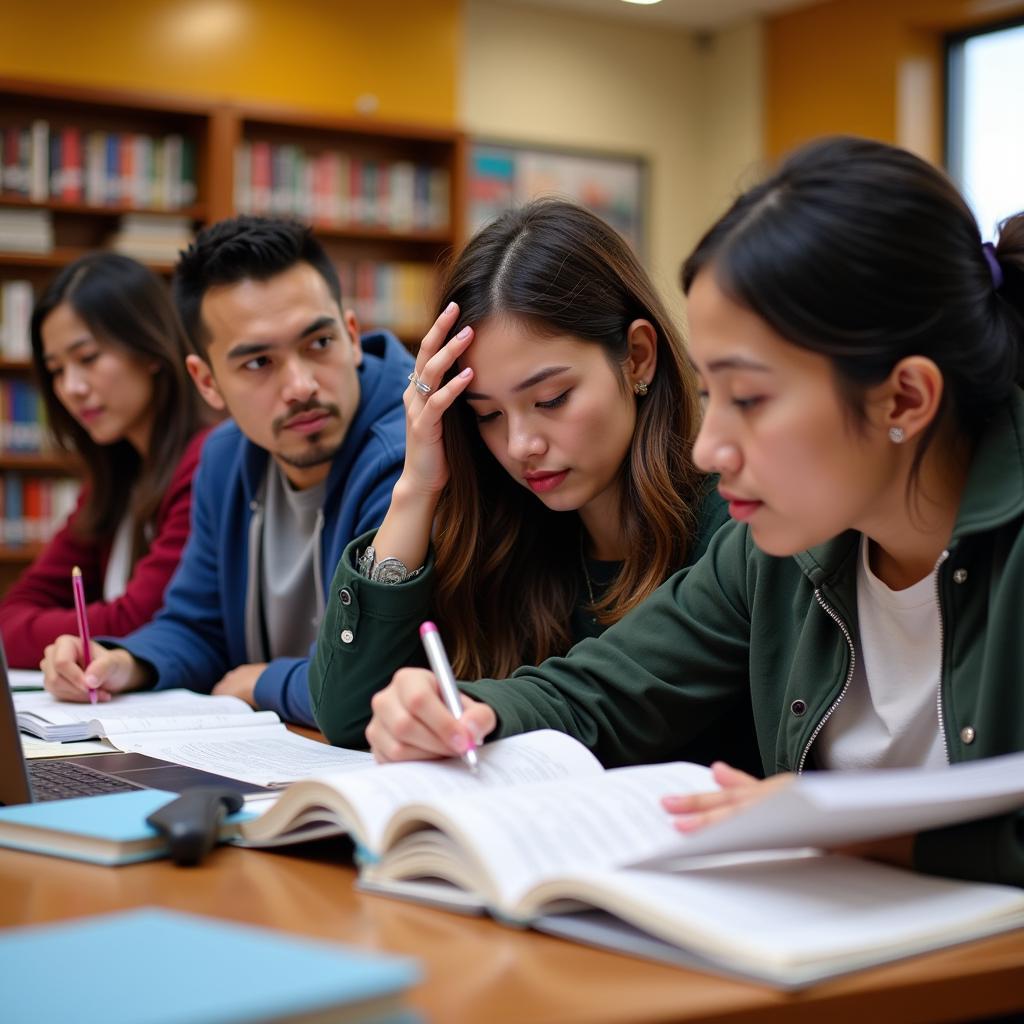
xmin=0 ymin=0 xmax=459 ymax=124
xmin=461 ymin=0 xmax=764 ymax=303
xmin=766 ymin=0 xmax=1024 ymax=162
xmin=695 ymin=20 xmax=765 ymax=228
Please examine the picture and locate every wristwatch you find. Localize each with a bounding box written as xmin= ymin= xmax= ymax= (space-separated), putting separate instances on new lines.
xmin=356 ymin=544 xmax=424 ymax=584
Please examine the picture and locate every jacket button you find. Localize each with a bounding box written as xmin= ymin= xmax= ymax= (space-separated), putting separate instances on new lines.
xmin=960 ymin=725 xmax=975 ymax=744
xmin=340 ymin=629 xmax=354 ymax=644
xmin=790 ymin=699 xmax=807 ymax=717
xmin=953 ymin=568 xmax=968 ymax=584
xmin=339 ymin=588 xmax=353 ymax=606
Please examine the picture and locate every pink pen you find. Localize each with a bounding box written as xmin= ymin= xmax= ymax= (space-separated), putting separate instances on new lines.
xmin=71 ymin=565 xmax=97 ymax=705
xmin=419 ymin=621 xmax=479 ymax=773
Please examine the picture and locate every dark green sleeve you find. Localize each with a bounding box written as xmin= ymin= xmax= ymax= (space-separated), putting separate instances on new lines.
xmin=460 ymin=519 xmax=758 ymax=769
xmin=309 ymin=529 xmax=433 ymax=747
xmin=914 ymin=812 xmax=1024 ymax=888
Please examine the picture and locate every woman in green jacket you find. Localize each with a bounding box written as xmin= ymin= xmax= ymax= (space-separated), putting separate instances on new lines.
xmin=309 ymin=199 xmax=740 ymax=758
xmin=366 ymin=137 xmax=1024 ymax=888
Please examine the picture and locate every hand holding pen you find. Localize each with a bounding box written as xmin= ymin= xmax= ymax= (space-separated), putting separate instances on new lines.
xmin=419 ymin=622 xmax=479 ymax=773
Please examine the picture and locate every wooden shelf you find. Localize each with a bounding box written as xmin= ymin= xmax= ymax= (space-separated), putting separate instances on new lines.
xmin=0 ymin=452 xmax=78 ymax=473
xmin=0 ymin=195 xmax=206 ymax=220
xmin=309 ymin=223 xmax=453 ymax=245
xmin=0 ymin=249 xmax=176 ymax=272
xmin=0 ymin=359 xmax=32 ymax=372
xmin=0 ymin=543 xmax=43 ymax=564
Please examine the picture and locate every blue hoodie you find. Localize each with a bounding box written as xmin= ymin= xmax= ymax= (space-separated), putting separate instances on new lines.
xmin=110 ymin=330 xmax=412 ymax=727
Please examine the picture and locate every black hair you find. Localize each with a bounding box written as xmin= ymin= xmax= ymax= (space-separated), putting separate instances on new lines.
xmin=30 ymin=252 xmax=208 ymax=563
xmin=682 ymin=135 xmax=1024 ymax=478
xmin=173 ymin=215 xmax=342 ymax=355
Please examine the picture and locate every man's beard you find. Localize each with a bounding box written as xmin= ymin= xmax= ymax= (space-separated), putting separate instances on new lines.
xmin=277 ymin=438 xmax=340 ymax=470
xmin=273 ymin=398 xmax=343 ymax=469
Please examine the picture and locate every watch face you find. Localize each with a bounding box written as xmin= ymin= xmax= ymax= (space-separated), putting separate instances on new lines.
xmin=373 ymin=557 xmax=409 ymax=585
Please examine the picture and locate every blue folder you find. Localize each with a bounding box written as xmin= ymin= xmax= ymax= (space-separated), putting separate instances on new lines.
xmin=1 ymin=908 xmax=421 ymax=1024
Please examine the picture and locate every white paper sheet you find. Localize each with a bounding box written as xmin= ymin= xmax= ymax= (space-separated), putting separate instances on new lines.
xmin=7 ymin=669 xmax=45 ymax=691
xmin=109 ymin=726 xmax=375 ymax=786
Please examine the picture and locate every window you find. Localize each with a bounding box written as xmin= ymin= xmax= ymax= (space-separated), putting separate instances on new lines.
xmin=947 ymin=18 xmax=1024 ymax=239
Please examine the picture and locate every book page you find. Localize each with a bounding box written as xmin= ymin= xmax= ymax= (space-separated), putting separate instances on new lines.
xmin=527 ymin=856 xmax=1024 ymax=986
xmin=14 ymin=690 xmax=270 ymax=739
xmin=378 ymin=761 xmax=716 ymax=908
xmin=634 ymin=748 xmax=1024 ymax=868
xmin=110 ymin=726 xmax=375 ymax=786
xmin=327 ymin=730 xmax=603 ymax=854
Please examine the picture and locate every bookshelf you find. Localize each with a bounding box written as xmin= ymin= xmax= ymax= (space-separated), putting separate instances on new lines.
xmin=0 ymin=78 xmax=464 ymax=595
xmin=225 ymin=103 xmax=464 ymax=346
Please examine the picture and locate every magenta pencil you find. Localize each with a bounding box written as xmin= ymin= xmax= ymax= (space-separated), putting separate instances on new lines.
xmin=71 ymin=565 xmax=96 ymax=705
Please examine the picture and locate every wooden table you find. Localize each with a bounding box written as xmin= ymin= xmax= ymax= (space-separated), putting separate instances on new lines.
xmin=2 ymin=837 xmax=1023 ymax=1024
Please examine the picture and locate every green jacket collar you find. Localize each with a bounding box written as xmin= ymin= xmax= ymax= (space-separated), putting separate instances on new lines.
xmin=794 ymin=389 xmax=1024 ymax=589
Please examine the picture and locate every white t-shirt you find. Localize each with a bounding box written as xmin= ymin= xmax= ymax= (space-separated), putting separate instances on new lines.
xmin=102 ymin=513 xmax=133 ymax=601
xmin=817 ymin=536 xmax=947 ymax=771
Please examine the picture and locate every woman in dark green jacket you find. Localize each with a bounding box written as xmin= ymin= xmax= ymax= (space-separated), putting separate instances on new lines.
xmin=310 ymin=200 xmax=741 ymax=762
xmin=366 ymin=137 xmax=1024 ymax=888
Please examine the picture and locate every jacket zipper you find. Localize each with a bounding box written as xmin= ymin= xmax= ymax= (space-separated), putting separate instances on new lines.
xmin=933 ymin=549 xmax=951 ymax=765
xmin=797 ymin=589 xmax=857 ymax=774
xmin=799 ymin=547 xmax=953 ymax=774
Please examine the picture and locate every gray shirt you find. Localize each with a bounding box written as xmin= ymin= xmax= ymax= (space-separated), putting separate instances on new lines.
xmin=245 ymin=461 xmax=326 ymax=663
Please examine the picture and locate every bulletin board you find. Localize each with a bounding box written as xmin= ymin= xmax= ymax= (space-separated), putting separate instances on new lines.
xmin=468 ymin=140 xmax=647 ymax=256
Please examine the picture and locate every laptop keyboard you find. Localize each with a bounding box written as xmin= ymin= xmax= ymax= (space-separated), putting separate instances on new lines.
xmin=28 ymin=759 xmax=143 ymax=802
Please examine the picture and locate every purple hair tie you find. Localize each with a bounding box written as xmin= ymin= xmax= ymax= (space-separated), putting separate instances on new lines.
xmin=982 ymin=242 xmax=1004 ymax=290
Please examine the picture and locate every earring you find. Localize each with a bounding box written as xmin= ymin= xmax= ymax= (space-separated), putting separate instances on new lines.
xmin=888 ymin=426 xmax=905 ymax=444
xmin=633 ymin=380 xmax=649 ymax=396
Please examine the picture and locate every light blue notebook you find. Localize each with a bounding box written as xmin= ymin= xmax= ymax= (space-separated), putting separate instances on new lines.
xmin=0 ymin=790 xmax=254 ymax=865
xmin=1 ymin=908 xmax=421 ymax=1024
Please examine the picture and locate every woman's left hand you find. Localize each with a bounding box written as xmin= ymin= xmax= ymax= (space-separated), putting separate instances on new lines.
xmin=661 ymin=762 xmax=795 ymax=833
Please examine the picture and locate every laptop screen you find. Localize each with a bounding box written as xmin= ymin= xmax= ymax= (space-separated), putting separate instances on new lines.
xmin=0 ymin=640 xmax=35 ymax=805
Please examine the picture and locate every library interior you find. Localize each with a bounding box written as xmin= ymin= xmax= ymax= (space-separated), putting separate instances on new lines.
xmin=2 ymin=2 xmax=1024 ymax=1022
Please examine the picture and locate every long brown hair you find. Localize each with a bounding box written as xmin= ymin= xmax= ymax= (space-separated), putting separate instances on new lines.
xmin=433 ymin=199 xmax=703 ymax=678
xmin=30 ymin=252 xmax=208 ymax=568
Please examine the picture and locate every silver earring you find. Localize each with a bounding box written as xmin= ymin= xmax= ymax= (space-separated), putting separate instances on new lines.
xmin=888 ymin=426 xmax=905 ymax=444
xmin=633 ymin=380 xmax=649 ymax=396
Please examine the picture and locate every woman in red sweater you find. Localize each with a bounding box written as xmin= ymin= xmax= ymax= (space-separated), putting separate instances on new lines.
xmin=0 ymin=252 xmax=211 ymax=666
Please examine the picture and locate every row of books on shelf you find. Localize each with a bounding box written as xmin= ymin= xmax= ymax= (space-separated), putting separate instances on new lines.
xmin=0 ymin=207 xmax=54 ymax=255
xmin=1 ymin=121 xmax=198 ymax=211
xmin=235 ymin=144 xmax=450 ymax=232
xmin=0 ymin=279 xmax=32 ymax=359
xmin=0 ymin=471 xmax=77 ymax=545
xmin=1 ymin=378 xmax=48 ymax=453
xmin=0 ymin=206 xmax=193 ymax=263
xmin=336 ymin=260 xmax=435 ymax=340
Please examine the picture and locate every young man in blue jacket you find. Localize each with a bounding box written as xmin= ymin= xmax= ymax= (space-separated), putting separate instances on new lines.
xmin=40 ymin=216 xmax=412 ymax=727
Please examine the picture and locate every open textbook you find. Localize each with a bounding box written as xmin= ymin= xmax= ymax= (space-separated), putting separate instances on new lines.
xmin=233 ymin=729 xmax=1024 ymax=986
xmin=12 ymin=690 xmax=373 ymax=786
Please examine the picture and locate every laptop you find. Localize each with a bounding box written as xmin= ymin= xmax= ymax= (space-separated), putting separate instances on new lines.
xmin=0 ymin=643 xmax=270 ymax=804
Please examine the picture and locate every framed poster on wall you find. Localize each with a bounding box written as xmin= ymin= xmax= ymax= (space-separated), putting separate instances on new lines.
xmin=468 ymin=140 xmax=647 ymax=256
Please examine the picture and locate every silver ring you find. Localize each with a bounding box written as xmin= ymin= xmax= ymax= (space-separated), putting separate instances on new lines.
xmin=408 ymin=372 xmax=433 ymax=396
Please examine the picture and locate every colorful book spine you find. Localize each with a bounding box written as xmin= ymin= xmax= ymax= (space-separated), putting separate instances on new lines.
xmin=60 ymin=126 xmax=83 ymax=202
xmin=231 ymin=140 xmax=450 ymax=233
xmin=334 ymin=259 xmax=434 ymax=340
xmin=0 ymin=472 xmax=78 ymax=546
xmin=0 ymin=119 xmax=197 ymax=210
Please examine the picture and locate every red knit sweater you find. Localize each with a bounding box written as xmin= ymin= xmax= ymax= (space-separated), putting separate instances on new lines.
xmin=0 ymin=427 xmax=211 ymax=667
